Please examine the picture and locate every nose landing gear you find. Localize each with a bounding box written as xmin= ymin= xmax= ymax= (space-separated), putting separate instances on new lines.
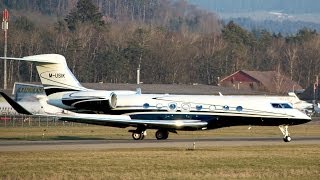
xmin=279 ymin=125 xmax=291 ymax=142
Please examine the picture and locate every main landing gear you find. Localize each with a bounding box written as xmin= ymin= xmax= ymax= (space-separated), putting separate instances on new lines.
xmin=155 ymin=129 xmax=169 ymax=140
xmin=279 ymin=125 xmax=291 ymax=142
xmin=129 ymin=129 xmax=146 ymax=140
xmin=129 ymin=129 xmax=169 ymax=140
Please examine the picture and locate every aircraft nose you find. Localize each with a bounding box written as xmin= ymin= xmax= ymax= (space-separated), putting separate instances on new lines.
xmin=292 ymin=117 xmax=311 ymax=125
xmin=293 ymin=110 xmax=312 ymax=124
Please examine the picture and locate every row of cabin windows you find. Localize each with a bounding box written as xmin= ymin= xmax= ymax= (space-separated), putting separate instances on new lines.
xmin=143 ymin=103 xmax=244 ymax=112
xmin=144 ymin=102 xmax=293 ymax=111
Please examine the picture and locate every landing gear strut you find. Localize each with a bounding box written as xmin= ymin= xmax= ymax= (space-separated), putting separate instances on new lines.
xmin=279 ymin=125 xmax=291 ymax=142
xmin=129 ymin=129 xmax=147 ymax=140
xmin=155 ymin=129 xmax=169 ymax=140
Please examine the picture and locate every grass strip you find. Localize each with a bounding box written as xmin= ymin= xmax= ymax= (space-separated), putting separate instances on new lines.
xmin=0 ymin=144 xmax=319 ymax=179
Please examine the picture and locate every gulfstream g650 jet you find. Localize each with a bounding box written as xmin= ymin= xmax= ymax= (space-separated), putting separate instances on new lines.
xmin=0 ymin=54 xmax=311 ymax=142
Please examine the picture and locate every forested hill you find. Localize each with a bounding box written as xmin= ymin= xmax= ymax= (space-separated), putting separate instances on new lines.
xmin=0 ymin=0 xmax=319 ymax=94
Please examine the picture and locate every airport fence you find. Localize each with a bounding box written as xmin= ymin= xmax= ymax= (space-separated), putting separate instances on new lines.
xmin=0 ymin=114 xmax=86 ymax=127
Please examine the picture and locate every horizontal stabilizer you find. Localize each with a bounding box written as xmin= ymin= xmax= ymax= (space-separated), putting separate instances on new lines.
xmin=0 ymin=92 xmax=33 ymax=115
xmin=0 ymin=54 xmax=69 ymax=64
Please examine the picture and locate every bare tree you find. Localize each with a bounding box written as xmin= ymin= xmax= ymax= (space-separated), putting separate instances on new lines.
xmin=284 ymin=44 xmax=298 ymax=80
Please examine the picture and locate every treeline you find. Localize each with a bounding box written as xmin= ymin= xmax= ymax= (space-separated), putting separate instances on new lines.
xmin=0 ymin=0 xmax=319 ymax=90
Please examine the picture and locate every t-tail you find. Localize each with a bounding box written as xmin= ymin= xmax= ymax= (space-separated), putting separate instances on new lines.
xmin=1 ymin=54 xmax=87 ymax=96
xmin=1 ymin=54 xmax=117 ymax=112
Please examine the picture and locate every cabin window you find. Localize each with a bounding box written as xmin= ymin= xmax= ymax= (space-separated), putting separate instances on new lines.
xmin=156 ymin=103 xmax=162 ymax=109
xmin=223 ymin=105 xmax=229 ymax=111
xmin=209 ymin=105 xmax=216 ymax=111
xmin=143 ymin=103 xmax=150 ymax=109
xmin=196 ymin=105 xmax=203 ymax=111
xmin=236 ymin=106 xmax=243 ymax=112
xmin=271 ymin=103 xmax=282 ymax=108
xmin=281 ymin=103 xmax=293 ymax=109
xmin=181 ymin=103 xmax=190 ymax=111
xmin=168 ymin=103 xmax=177 ymax=111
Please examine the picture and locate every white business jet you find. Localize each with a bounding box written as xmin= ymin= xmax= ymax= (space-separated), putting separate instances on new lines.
xmin=0 ymin=54 xmax=311 ymax=142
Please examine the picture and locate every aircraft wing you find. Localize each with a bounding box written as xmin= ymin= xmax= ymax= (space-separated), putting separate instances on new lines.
xmin=57 ymin=114 xmax=207 ymax=129
xmin=57 ymin=113 xmax=207 ymax=129
xmin=0 ymin=91 xmax=207 ymax=129
xmin=0 ymin=92 xmax=33 ymax=115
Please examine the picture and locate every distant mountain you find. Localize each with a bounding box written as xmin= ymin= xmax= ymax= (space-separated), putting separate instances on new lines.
xmin=188 ymin=0 xmax=320 ymax=14
xmin=188 ymin=0 xmax=320 ymax=33
xmin=224 ymin=18 xmax=320 ymax=35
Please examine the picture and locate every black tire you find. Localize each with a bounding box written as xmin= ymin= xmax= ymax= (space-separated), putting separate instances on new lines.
xmin=132 ymin=132 xmax=143 ymax=140
xmin=155 ymin=130 xmax=169 ymax=140
xmin=283 ymin=136 xmax=291 ymax=142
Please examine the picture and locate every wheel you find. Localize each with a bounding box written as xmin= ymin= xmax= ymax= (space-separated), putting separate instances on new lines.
xmin=155 ymin=130 xmax=169 ymax=140
xmin=132 ymin=132 xmax=144 ymax=140
xmin=283 ymin=136 xmax=291 ymax=142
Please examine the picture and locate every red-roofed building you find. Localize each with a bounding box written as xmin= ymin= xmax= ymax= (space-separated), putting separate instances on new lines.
xmin=219 ymin=70 xmax=303 ymax=94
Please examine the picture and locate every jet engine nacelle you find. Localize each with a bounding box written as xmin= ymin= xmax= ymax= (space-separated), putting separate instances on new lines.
xmin=61 ymin=91 xmax=117 ymax=112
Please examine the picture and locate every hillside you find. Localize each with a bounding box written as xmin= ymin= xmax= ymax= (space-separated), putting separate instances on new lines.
xmin=0 ymin=0 xmax=319 ymax=93
xmin=188 ymin=0 xmax=320 ymax=33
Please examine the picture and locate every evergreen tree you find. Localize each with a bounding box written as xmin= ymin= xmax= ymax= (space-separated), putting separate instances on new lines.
xmin=65 ymin=0 xmax=104 ymax=31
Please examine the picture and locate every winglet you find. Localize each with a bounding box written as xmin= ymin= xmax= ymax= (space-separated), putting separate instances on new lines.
xmin=0 ymin=92 xmax=33 ymax=115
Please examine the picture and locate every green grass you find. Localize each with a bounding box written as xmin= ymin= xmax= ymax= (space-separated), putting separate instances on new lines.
xmin=0 ymin=126 xmax=129 ymax=140
xmin=0 ymin=122 xmax=319 ymax=179
xmin=0 ymin=123 xmax=319 ymax=141
xmin=0 ymin=145 xmax=319 ymax=179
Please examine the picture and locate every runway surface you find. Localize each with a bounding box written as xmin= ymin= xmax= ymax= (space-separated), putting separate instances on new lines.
xmin=0 ymin=136 xmax=319 ymax=151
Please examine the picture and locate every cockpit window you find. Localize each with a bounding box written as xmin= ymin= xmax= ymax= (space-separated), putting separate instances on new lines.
xmin=271 ymin=103 xmax=293 ymax=109
xmin=271 ymin=103 xmax=282 ymax=108
xmin=281 ymin=103 xmax=293 ymax=109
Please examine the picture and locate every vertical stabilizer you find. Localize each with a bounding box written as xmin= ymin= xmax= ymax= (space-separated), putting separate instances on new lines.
xmin=2 ymin=54 xmax=87 ymax=96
